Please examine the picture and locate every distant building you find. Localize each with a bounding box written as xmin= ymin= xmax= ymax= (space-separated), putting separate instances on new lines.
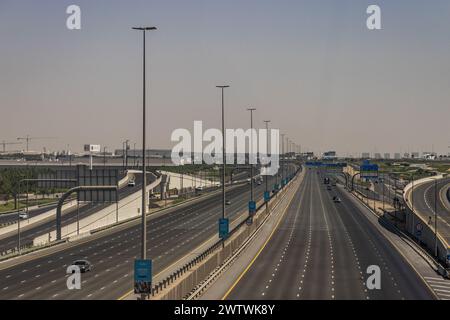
xmin=374 ymin=153 xmax=382 ymax=160
xmin=361 ymin=153 xmax=370 ymax=159
xmin=384 ymin=153 xmax=391 ymax=159
xmin=411 ymin=152 xmax=420 ymax=159
xmin=403 ymin=153 xmax=410 ymax=159
xmin=394 ymin=153 xmax=401 ymax=159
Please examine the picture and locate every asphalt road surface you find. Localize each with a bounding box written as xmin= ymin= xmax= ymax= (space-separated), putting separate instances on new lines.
xmin=225 ymin=170 xmax=434 ymax=300
xmin=0 ymin=174 xmax=145 ymax=253
xmin=0 ymin=173 xmax=281 ymax=299
xmin=411 ymin=177 xmax=450 ymax=244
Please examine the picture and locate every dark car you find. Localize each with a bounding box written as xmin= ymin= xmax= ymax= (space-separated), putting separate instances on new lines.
xmin=327 ymin=186 xmax=332 ymax=191
xmin=72 ymin=260 xmax=92 ymax=273
xmin=333 ymin=196 xmax=341 ymax=203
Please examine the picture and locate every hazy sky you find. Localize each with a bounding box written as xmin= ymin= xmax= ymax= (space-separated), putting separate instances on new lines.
xmin=1 ymin=0 xmax=449 ymax=156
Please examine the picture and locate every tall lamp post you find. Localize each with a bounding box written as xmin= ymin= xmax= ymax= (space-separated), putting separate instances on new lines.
xmin=217 ymin=85 xmax=229 ymax=246
xmin=434 ymin=179 xmax=438 ymax=257
xmin=247 ymin=108 xmax=256 ymax=203
xmin=132 ymin=27 xmax=157 ymax=297
xmin=280 ymin=134 xmax=285 ymax=189
xmin=263 ymin=120 xmax=270 ymax=209
xmin=103 ymin=146 xmax=107 ymax=168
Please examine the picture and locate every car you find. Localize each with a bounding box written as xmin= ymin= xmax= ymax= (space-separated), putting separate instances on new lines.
xmin=19 ymin=212 xmax=29 ymax=220
xmin=71 ymin=260 xmax=92 ymax=273
xmin=327 ymin=186 xmax=332 ymax=191
xmin=128 ymin=180 xmax=136 ymax=187
xmin=257 ymin=181 xmax=262 ymax=186
xmin=333 ymin=196 xmax=341 ymax=203
xmin=226 ymin=200 xmax=231 ymax=205
xmin=195 ymin=186 xmax=204 ymax=191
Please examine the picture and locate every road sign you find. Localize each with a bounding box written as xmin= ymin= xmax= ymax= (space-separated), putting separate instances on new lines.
xmin=249 ymin=201 xmax=257 ymax=216
xmin=306 ymin=161 xmax=322 ymax=167
xmin=77 ymin=165 xmax=118 ymax=202
xmin=84 ymin=144 xmax=101 ymax=153
xmin=219 ymin=218 xmax=229 ymax=239
xmin=134 ymin=259 xmax=152 ymax=294
xmin=322 ymin=162 xmax=346 ymax=173
xmin=415 ymin=223 xmax=423 ymax=237
xmin=360 ymin=162 xmax=379 ymax=179
xmin=264 ymin=191 xmax=270 ymax=202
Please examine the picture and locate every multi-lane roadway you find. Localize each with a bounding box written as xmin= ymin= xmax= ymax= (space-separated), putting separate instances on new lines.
xmin=0 ymin=174 xmax=145 ymax=254
xmin=411 ymin=177 xmax=450 ymax=245
xmin=0 ymin=174 xmax=278 ymax=299
xmin=224 ymin=170 xmax=435 ymax=300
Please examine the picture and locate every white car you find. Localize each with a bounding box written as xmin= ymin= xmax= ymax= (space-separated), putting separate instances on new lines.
xmin=19 ymin=212 xmax=29 ymax=220
xmin=128 ymin=180 xmax=136 ymax=187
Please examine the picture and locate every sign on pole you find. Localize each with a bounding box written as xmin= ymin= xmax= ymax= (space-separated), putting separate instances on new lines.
xmin=248 ymin=201 xmax=257 ymax=216
xmin=219 ymin=218 xmax=229 ymax=239
xmin=360 ymin=161 xmax=379 ymax=179
xmin=77 ymin=165 xmax=118 ymax=202
xmin=264 ymin=191 xmax=270 ymax=202
xmin=415 ymin=223 xmax=423 ymax=237
xmin=134 ymin=259 xmax=152 ymax=294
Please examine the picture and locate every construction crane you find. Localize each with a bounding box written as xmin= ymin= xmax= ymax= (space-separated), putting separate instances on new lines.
xmin=1 ymin=141 xmax=22 ymax=152
xmin=17 ymin=136 xmax=57 ymax=152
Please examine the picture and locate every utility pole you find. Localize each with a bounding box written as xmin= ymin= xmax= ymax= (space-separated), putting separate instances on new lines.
xmin=280 ymin=134 xmax=285 ymax=190
xmin=217 ymin=85 xmax=229 ymax=247
xmin=435 ymin=179 xmax=438 ymax=257
xmin=264 ymin=120 xmax=270 ymax=209
xmin=247 ymin=108 xmax=256 ymax=203
xmin=132 ymin=25 xmax=157 ymax=300
xmin=103 ymin=146 xmax=107 ymax=168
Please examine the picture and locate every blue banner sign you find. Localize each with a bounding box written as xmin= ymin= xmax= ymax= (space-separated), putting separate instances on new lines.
xmin=249 ymin=201 xmax=257 ymax=216
xmin=134 ymin=259 xmax=152 ymax=294
xmin=360 ymin=162 xmax=379 ymax=179
xmin=306 ymin=161 xmax=323 ymax=167
xmin=264 ymin=191 xmax=271 ymax=202
xmin=219 ymin=218 xmax=229 ymax=239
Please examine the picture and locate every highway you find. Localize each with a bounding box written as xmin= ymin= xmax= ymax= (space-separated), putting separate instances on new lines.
xmin=224 ymin=170 xmax=434 ymax=300
xmin=0 ymin=174 xmax=277 ymax=299
xmin=0 ymin=203 xmax=60 ymax=225
xmin=0 ymin=174 xmax=145 ymax=254
xmin=411 ymin=177 xmax=450 ymax=244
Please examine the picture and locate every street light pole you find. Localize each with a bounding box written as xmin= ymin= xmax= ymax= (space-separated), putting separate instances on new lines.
xmin=435 ymin=179 xmax=438 ymax=257
xmin=247 ymin=108 xmax=256 ymax=203
xmin=217 ymin=85 xmax=229 ymax=246
xmin=264 ymin=120 xmax=270 ymax=208
xmin=134 ymin=143 xmax=136 ymax=168
xmin=280 ymin=134 xmax=285 ymax=189
xmin=132 ymin=27 xmax=157 ymax=271
xmin=103 ymin=146 xmax=107 ymax=168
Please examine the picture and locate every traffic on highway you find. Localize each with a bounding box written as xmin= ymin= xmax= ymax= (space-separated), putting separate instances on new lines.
xmin=2 ymin=1 xmax=450 ymax=318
